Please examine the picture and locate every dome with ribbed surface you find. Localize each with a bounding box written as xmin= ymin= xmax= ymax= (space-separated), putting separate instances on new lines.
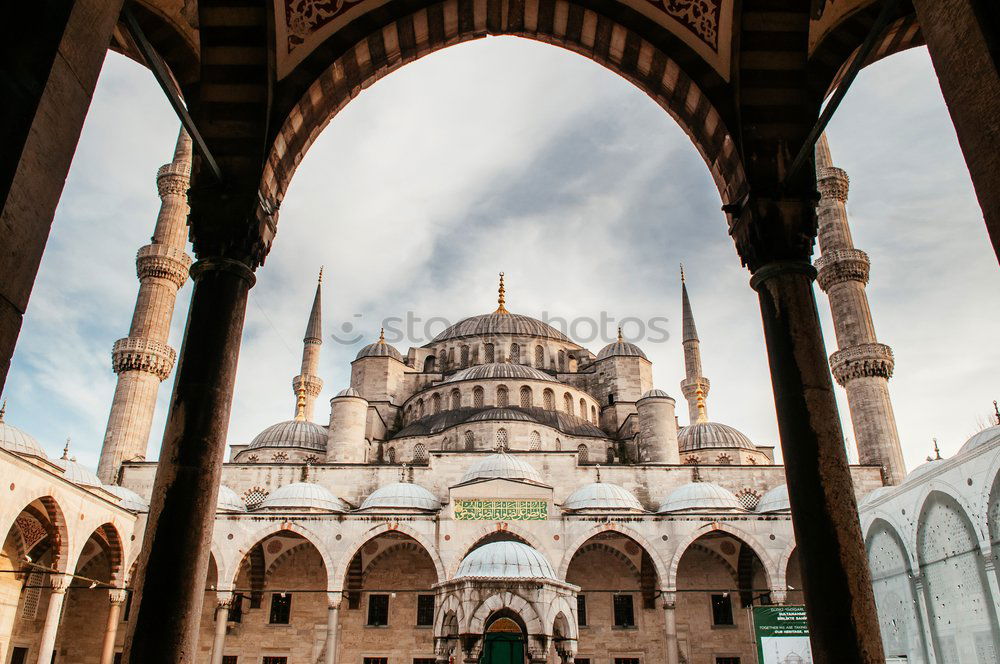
xmin=359 ymin=482 xmax=440 ymax=511
xmin=639 ymin=389 xmax=671 ymax=400
xmin=54 ymin=457 xmax=101 ymax=487
xmin=657 ymin=482 xmax=742 ymax=513
xmin=0 ymin=419 xmax=46 ymax=458
xmin=466 ymin=408 xmax=539 ymax=423
xmin=859 ymin=486 xmax=894 ymax=506
xmin=104 ymin=485 xmax=149 ymax=512
xmin=678 ymin=421 xmax=755 ymax=451
xmin=460 ymin=453 xmax=545 ymax=485
xmin=455 ymin=541 xmax=557 ymax=579
xmin=959 ymin=425 xmax=1000 ymax=455
xmin=432 ymin=312 xmax=571 ymax=343
xmin=247 ymin=420 xmax=327 ymax=451
xmin=445 ymin=363 xmax=555 ymax=384
xmin=217 ymin=485 xmax=246 ymax=513
xmin=356 ymin=338 xmax=404 ymax=361
xmin=563 ymin=483 xmax=644 ymax=512
xmin=756 ymin=484 xmax=790 ymax=513
xmin=905 ymin=458 xmax=945 ymax=483
xmin=596 ymin=341 xmax=647 ymax=361
xmin=336 ymin=387 xmax=363 ymax=398
xmin=258 ymin=482 xmax=348 ymax=512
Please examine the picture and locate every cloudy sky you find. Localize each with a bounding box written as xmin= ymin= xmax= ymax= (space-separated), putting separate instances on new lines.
xmin=4 ymin=39 xmax=998 ymax=474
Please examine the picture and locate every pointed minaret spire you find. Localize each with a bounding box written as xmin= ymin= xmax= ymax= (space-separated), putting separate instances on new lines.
xmin=679 ymin=267 xmax=710 ymax=423
xmin=293 ymin=269 xmax=325 ymax=421
xmin=495 ymin=272 xmax=509 ymax=314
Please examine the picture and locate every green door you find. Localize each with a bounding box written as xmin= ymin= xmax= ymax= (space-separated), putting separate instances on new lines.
xmin=480 ymin=632 xmax=524 ymax=664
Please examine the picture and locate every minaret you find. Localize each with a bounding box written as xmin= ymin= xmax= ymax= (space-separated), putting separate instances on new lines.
xmin=292 ymin=269 xmax=324 ymax=421
xmin=679 ymin=266 xmax=710 ymax=424
xmin=814 ymin=134 xmax=906 ymax=485
xmin=97 ymin=128 xmax=193 ymax=484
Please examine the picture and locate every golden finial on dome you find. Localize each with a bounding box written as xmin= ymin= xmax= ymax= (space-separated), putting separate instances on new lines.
xmin=294 ymin=387 xmax=307 ymax=421
xmin=378 ymin=327 xmax=385 ymax=343
xmin=495 ymin=272 xmax=509 ymax=314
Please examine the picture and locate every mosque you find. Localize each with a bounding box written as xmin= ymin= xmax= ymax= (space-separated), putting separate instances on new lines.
xmin=1 ymin=129 xmax=999 ymax=664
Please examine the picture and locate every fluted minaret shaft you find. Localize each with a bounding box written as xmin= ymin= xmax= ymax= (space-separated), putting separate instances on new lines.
xmin=292 ymin=273 xmax=324 ymax=421
xmin=815 ymin=134 xmax=905 ymax=485
xmin=679 ymin=272 xmax=710 ymax=423
xmin=97 ymin=128 xmax=193 ymax=483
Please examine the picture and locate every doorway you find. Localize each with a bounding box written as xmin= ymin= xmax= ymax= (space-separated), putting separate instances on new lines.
xmin=480 ymin=616 xmax=525 ymax=664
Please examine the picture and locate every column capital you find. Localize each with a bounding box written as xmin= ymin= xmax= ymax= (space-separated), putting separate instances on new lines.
xmin=327 ymin=591 xmax=343 ymax=609
xmin=749 ymin=261 xmax=818 ymax=292
xmin=109 ymin=588 xmax=129 ymax=605
xmin=49 ymin=574 xmax=70 ymax=593
xmin=215 ymin=590 xmax=235 ymax=608
xmin=771 ymin=589 xmax=788 ymax=605
xmin=190 ymin=257 xmax=257 ymax=287
xmin=187 ymin=179 xmax=276 ymax=269
xmin=726 ymin=193 xmax=819 ymax=273
xmin=660 ymin=590 xmax=677 ymax=609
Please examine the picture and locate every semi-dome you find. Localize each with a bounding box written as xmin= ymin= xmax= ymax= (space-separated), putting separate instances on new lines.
xmin=247 ymin=419 xmax=327 ymax=451
xmin=0 ymin=413 xmax=46 ymax=458
xmin=678 ymin=421 xmax=755 ymax=451
xmin=445 ymin=363 xmax=555 ymax=384
xmin=639 ymin=389 xmax=671 ymax=400
xmin=455 ymin=541 xmax=557 ymax=579
xmin=959 ymin=425 xmax=1000 ymax=455
xmin=257 ymin=482 xmax=348 ymax=512
xmin=460 ymin=453 xmax=545 ymax=485
xmin=657 ymin=482 xmax=742 ymax=513
xmin=54 ymin=457 xmax=101 ymax=487
xmin=355 ymin=332 xmax=404 ymax=361
xmin=104 ymin=485 xmax=149 ymax=512
xmin=217 ymin=485 xmax=247 ymax=513
xmin=596 ymin=337 xmax=647 ymax=361
xmin=335 ymin=387 xmax=363 ymax=398
xmin=432 ymin=312 xmax=570 ymax=343
xmin=563 ymin=482 xmax=644 ymax=512
xmin=359 ymin=482 xmax=440 ymax=511
xmin=756 ymin=484 xmax=790 ymax=513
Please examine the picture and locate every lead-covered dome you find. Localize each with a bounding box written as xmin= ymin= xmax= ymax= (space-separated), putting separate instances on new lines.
xmin=904 ymin=458 xmax=945 ymax=483
xmin=756 ymin=484 xmax=790 ymax=513
xmin=336 ymin=387 xmax=363 ymax=398
xmin=217 ymin=485 xmax=246 ymax=512
xmin=247 ymin=420 xmax=327 ymax=452
xmin=455 ymin=541 xmax=557 ymax=579
xmin=959 ymin=425 xmax=1000 ymax=455
xmin=563 ymin=483 xmax=644 ymax=512
xmin=356 ymin=337 xmax=404 ymax=361
xmin=639 ymin=389 xmax=671 ymax=400
xmin=657 ymin=482 xmax=742 ymax=513
xmin=54 ymin=457 xmax=101 ymax=487
xmin=445 ymin=363 xmax=555 ymax=384
xmin=678 ymin=421 xmax=755 ymax=451
xmin=596 ymin=337 xmax=647 ymax=361
xmin=0 ymin=414 xmax=46 ymax=458
xmin=104 ymin=485 xmax=149 ymax=512
xmin=460 ymin=453 xmax=545 ymax=485
xmin=258 ymin=482 xmax=349 ymax=512
xmin=432 ymin=312 xmax=570 ymax=343
xmin=360 ymin=482 xmax=440 ymax=511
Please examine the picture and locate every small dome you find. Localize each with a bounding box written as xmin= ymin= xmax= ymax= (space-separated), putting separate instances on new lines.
xmin=247 ymin=420 xmax=327 ymax=451
xmin=217 ymin=485 xmax=246 ymax=512
xmin=335 ymin=387 xmax=363 ymax=398
xmin=563 ymin=483 xmax=644 ymax=512
xmin=959 ymin=425 xmax=1000 ymax=455
xmin=596 ymin=340 xmax=647 ymax=361
xmin=639 ymin=389 xmax=671 ymax=400
xmin=359 ymin=482 xmax=440 ymax=511
xmin=678 ymin=421 xmax=755 ymax=451
xmin=258 ymin=482 xmax=348 ymax=512
xmin=445 ymin=363 xmax=555 ymax=384
xmin=432 ymin=312 xmax=570 ymax=343
xmin=0 ymin=414 xmax=46 ymax=458
xmin=355 ymin=337 xmax=404 ymax=361
xmin=657 ymin=482 xmax=742 ymax=513
xmin=460 ymin=453 xmax=545 ymax=485
xmin=54 ymin=457 xmax=101 ymax=487
xmin=455 ymin=541 xmax=557 ymax=580
xmin=104 ymin=485 xmax=149 ymax=512
xmin=905 ymin=458 xmax=946 ymax=483
xmin=859 ymin=486 xmax=894 ymax=507
xmin=756 ymin=484 xmax=790 ymax=513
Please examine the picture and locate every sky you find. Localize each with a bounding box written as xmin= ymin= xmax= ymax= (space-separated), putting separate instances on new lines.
xmin=4 ymin=39 xmax=998 ymax=475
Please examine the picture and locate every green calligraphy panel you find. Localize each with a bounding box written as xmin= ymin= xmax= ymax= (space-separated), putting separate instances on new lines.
xmin=454 ymin=499 xmax=548 ymax=520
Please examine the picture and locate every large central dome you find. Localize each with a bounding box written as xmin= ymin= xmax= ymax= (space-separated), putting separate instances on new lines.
xmin=431 ymin=312 xmax=571 ymax=343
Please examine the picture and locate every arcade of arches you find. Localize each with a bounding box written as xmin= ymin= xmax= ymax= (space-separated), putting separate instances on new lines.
xmin=1 ymin=0 xmax=999 ymax=663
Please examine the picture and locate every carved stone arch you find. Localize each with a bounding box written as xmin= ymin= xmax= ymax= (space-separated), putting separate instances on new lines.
xmin=72 ymin=522 xmax=126 ymax=586
xmin=910 ymin=479 xmax=982 ymax=556
xmin=4 ymin=494 xmax=71 ymax=574
xmin=331 ymin=523 xmax=445 ymax=591
xmin=547 ymin=595 xmax=579 ymax=641
xmin=666 ymin=522 xmax=775 ymax=591
xmin=467 ymin=591 xmax=544 ymax=635
xmin=434 ymin=592 xmax=462 ymax=636
xmin=557 ymin=523 xmax=668 ymax=585
xmin=231 ymin=521 xmax=335 ymax=589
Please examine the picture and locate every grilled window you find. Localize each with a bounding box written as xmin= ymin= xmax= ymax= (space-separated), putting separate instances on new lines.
xmin=473 ymin=387 xmax=484 ymax=408
xmin=520 ymin=386 xmax=532 ymax=408
xmin=416 ymin=595 xmax=435 ymax=626
xmin=497 ymin=385 xmax=509 ymax=407
xmin=534 ymin=345 xmax=544 ymax=367
xmin=367 ymin=594 xmax=389 ymax=626
xmin=711 ymin=594 xmax=734 ymax=626
xmin=613 ymin=594 xmax=635 ymax=628
xmin=577 ymin=594 xmax=588 ymax=626
xmin=269 ymin=593 xmax=291 ymax=624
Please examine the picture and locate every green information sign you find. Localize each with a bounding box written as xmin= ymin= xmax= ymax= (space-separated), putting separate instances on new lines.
xmin=752 ymin=606 xmax=813 ymax=664
xmin=454 ymin=499 xmax=547 ymax=521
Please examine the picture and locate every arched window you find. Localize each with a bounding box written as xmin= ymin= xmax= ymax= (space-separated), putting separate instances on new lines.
xmin=683 ymin=455 xmax=700 ymax=465
xmin=543 ymin=389 xmax=555 ymax=410
xmin=577 ymin=444 xmax=589 ymax=464
xmin=432 ymin=393 xmax=441 ymax=414
xmin=387 ymin=447 xmax=396 ymax=464
xmin=471 ymin=346 xmax=479 ymax=364
xmin=497 ymin=385 xmax=509 ymax=407
xmin=485 ymin=343 xmax=495 ymax=363
xmin=564 ymin=393 xmax=574 ymax=415
xmin=519 ymin=386 xmax=532 ymax=408
xmin=417 ymin=399 xmax=425 ymax=417
xmin=534 ymin=345 xmax=544 ymax=367
xmin=496 ymin=428 xmax=509 ymax=451
xmin=424 ymin=356 xmax=436 ymax=372
xmin=451 ymin=389 xmax=461 ymax=410
xmin=509 ymin=343 xmax=519 ymax=363
xmin=606 ymin=447 xmax=615 ymax=464
xmin=590 ymin=405 xmax=597 ymax=423
xmin=438 ymin=349 xmax=447 ymax=371
xmin=473 ymin=386 xmax=484 ymax=408
xmin=555 ymin=438 xmax=562 ymax=451
xmin=529 ymin=431 xmax=541 ymax=451
xmin=558 ymin=349 xmax=566 ymax=370
xmin=447 ymin=347 xmax=455 ymax=367
xmin=579 ymin=398 xmax=586 ymax=416
xmin=461 ymin=345 xmax=470 ymax=367
xmin=413 ymin=444 xmax=428 ymax=463
xmin=716 ymin=453 xmax=732 ymax=465
xmin=464 ymin=430 xmax=475 ymax=450
xmin=272 ymin=451 xmax=288 ymax=462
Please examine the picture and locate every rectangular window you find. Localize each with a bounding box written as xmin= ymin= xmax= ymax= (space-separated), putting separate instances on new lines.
xmin=577 ymin=594 xmax=587 ymax=626
xmin=613 ymin=659 xmax=640 ymax=664
xmin=363 ymin=659 xmax=388 ymax=664
xmin=229 ymin=594 xmax=244 ymax=624
xmin=367 ymin=594 xmax=390 ymax=626
xmin=416 ymin=594 xmax=435 ymax=626
xmin=414 ymin=659 xmax=437 ymax=664
xmin=613 ymin=594 xmax=635 ymax=628
xmin=262 ymin=658 xmax=287 ymax=664
xmin=715 ymin=658 xmax=741 ymax=664
xmin=711 ymin=594 xmax=734 ymax=626
xmin=575 ymin=660 xmax=591 ymax=664
xmin=10 ymin=648 xmax=29 ymax=664
xmin=221 ymin=658 xmax=238 ymax=664
xmin=269 ymin=593 xmax=292 ymax=624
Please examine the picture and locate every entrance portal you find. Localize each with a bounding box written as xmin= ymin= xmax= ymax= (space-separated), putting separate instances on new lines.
xmin=480 ymin=616 xmax=525 ymax=664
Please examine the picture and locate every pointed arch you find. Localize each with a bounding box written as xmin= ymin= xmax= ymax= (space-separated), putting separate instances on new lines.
xmin=467 ymin=591 xmax=544 ymax=635
xmin=666 ymin=522 xmax=775 ymax=591
xmin=229 ymin=521 xmax=335 ymax=589
xmin=330 ymin=523 xmax=445 ymax=591
xmin=557 ymin=523 xmax=668 ymax=585
xmin=2 ymin=494 xmax=71 ymax=574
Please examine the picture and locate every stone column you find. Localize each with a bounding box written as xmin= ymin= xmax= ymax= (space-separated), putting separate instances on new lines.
xmin=99 ymin=589 xmax=129 ymax=664
xmin=750 ymin=260 xmax=884 ymax=664
xmin=35 ymin=576 xmax=69 ymax=664
xmin=209 ymin=592 xmax=233 ymax=664
xmin=0 ymin=0 xmax=125 ymax=396
xmin=912 ymin=575 xmax=938 ymax=664
xmin=662 ymin=592 xmax=679 ymax=664
xmin=122 ymin=257 xmax=256 ymax=664
xmin=324 ymin=592 xmax=341 ymax=664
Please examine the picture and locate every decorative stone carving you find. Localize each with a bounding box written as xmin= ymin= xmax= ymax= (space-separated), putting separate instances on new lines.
xmin=109 ymin=588 xmax=129 ymax=605
xmin=136 ymin=243 xmax=192 ymax=288
xmin=815 ymin=248 xmax=870 ymax=290
xmin=830 ymin=343 xmax=895 ymax=386
xmin=156 ymin=161 xmax=191 ymax=197
xmin=292 ymin=373 xmax=323 ymax=398
xmin=817 ymin=166 xmax=849 ymax=201
xmin=112 ymin=337 xmax=177 ymax=380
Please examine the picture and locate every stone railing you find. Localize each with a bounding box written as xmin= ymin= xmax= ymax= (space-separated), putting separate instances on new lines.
xmin=830 ymin=342 xmax=894 ymax=386
xmin=156 ymin=161 xmax=191 ymax=197
xmin=136 ymin=243 xmax=192 ymax=288
xmin=817 ymin=166 xmax=849 ymax=202
xmin=112 ymin=337 xmax=177 ymax=380
xmin=815 ymin=248 xmax=870 ymax=290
